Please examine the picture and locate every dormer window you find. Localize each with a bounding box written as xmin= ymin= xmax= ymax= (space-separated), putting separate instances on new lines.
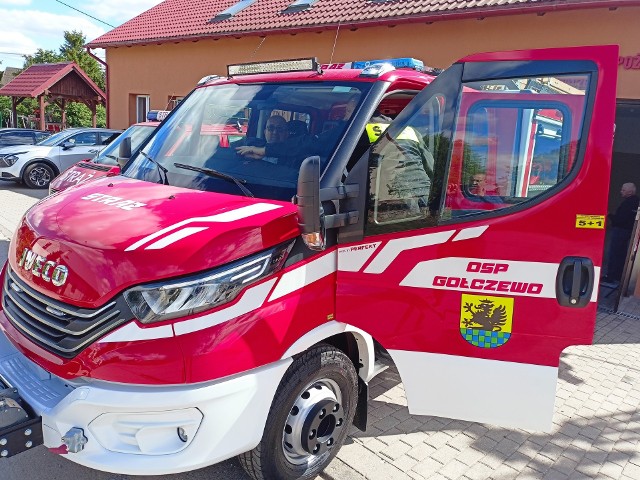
xmin=282 ymin=0 xmax=319 ymax=14
xmin=209 ymin=0 xmax=258 ymax=22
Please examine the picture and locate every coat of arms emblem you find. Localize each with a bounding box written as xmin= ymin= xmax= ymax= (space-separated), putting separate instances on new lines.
xmin=459 ymin=294 xmax=514 ymax=348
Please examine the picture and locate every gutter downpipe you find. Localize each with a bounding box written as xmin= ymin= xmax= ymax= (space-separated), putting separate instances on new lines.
xmin=86 ymin=47 xmax=109 ymax=128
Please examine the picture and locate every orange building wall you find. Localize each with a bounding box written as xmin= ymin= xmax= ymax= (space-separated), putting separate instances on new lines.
xmin=105 ymin=7 xmax=640 ymax=128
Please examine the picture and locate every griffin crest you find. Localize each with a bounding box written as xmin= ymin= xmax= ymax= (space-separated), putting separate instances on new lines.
xmin=462 ymin=298 xmax=508 ymax=332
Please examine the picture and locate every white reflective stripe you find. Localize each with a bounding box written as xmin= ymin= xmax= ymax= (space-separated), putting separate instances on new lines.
xmin=173 ymin=278 xmax=277 ymax=336
xmin=281 ymin=321 xmax=376 ymax=382
xmin=145 ymin=227 xmax=208 ymax=250
xmin=338 ymin=242 xmax=381 ymax=272
xmin=125 ymin=203 xmax=281 ymax=251
xmin=390 ymin=350 xmax=557 ymax=431
xmin=269 ymin=251 xmax=337 ymax=301
xmin=364 ymin=230 xmax=455 ymax=274
xmin=99 ymin=322 xmax=174 ymax=343
xmin=401 ymin=257 xmax=563 ymax=299
xmin=451 ymin=225 xmax=489 ymax=242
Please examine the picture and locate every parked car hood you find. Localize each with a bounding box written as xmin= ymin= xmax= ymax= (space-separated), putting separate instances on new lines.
xmin=49 ymin=161 xmax=118 ymax=193
xmin=9 ymin=176 xmax=299 ymax=306
xmin=0 ymin=145 xmax=55 ymax=157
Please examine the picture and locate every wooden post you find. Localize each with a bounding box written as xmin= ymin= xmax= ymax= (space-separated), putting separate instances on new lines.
xmin=11 ymin=97 xmax=17 ymax=128
xmin=39 ymin=95 xmax=45 ymax=131
xmin=91 ymin=101 xmax=97 ymax=128
xmin=61 ymin=99 xmax=67 ymax=128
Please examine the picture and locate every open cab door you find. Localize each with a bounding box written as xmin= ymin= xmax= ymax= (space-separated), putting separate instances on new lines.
xmin=337 ymin=46 xmax=618 ymax=431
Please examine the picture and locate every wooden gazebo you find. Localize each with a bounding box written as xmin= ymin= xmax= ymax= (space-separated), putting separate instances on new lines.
xmin=0 ymin=62 xmax=106 ymax=130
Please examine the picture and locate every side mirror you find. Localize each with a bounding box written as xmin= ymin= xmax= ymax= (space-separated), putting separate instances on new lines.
xmin=117 ymin=137 xmax=131 ymax=169
xmin=61 ymin=141 xmax=74 ymax=150
xmin=296 ymin=156 xmax=325 ymax=251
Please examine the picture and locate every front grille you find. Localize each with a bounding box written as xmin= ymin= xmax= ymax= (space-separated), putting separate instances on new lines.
xmin=77 ymin=162 xmax=111 ymax=172
xmin=2 ymin=267 xmax=133 ymax=358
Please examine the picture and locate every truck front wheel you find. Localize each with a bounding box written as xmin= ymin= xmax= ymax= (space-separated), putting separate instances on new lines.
xmin=239 ymin=344 xmax=358 ymax=480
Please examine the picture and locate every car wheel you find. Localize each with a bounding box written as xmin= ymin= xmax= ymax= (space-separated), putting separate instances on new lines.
xmin=23 ymin=162 xmax=55 ymax=189
xmin=239 ymin=344 xmax=358 ymax=480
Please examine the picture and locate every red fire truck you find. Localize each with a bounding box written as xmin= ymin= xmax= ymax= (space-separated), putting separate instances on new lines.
xmin=0 ymin=46 xmax=617 ymax=479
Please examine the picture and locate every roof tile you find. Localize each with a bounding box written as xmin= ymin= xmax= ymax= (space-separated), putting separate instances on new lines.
xmin=86 ymin=0 xmax=629 ymax=47
xmin=0 ymin=63 xmax=105 ymax=100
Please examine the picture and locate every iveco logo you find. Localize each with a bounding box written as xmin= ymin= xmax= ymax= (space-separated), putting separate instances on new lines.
xmin=18 ymin=248 xmax=69 ymax=287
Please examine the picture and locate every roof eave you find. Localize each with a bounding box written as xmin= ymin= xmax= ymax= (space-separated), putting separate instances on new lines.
xmin=86 ymin=0 xmax=640 ymax=49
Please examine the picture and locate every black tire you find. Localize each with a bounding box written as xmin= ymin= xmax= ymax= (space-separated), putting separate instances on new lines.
xmin=239 ymin=344 xmax=358 ymax=480
xmin=23 ymin=162 xmax=55 ymax=189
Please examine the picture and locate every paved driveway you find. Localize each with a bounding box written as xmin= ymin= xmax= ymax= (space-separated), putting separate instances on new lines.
xmin=1 ymin=182 xmax=639 ymax=480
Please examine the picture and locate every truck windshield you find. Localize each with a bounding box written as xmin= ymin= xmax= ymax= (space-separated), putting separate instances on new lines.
xmin=123 ymin=81 xmax=372 ymax=201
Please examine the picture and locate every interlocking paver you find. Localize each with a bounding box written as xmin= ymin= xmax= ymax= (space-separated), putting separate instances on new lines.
xmin=438 ymin=459 xmax=467 ymax=480
xmin=406 ymin=443 xmax=437 ymax=462
xmin=598 ymin=460 xmax=625 ymax=479
xmin=411 ymin=458 xmax=445 ymax=478
xmin=462 ymin=462 xmax=495 ymax=480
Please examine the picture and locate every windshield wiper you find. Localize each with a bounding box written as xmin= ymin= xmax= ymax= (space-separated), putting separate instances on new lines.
xmin=103 ymin=154 xmax=117 ymax=160
xmin=173 ymin=163 xmax=254 ymax=197
xmin=140 ymin=150 xmax=169 ymax=185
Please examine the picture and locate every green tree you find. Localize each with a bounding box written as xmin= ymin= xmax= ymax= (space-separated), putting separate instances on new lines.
xmin=23 ymin=49 xmax=64 ymax=67
xmin=58 ymin=31 xmax=105 ymax=91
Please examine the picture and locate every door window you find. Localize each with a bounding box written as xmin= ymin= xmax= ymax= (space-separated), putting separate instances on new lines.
xmin=100 ymin=132 xmax=120 ymax=145
xmin=366 ymin=91 xmax=449 ymax=235
xmin=69 ymin=132 xmax=98 ymax=146
xmin=366 ymin=70 xmax=591 ymax=235
xmin=443 ymin=74 xmax=589 ymax=219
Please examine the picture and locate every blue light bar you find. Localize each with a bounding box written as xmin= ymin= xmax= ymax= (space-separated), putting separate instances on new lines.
xmin=352 ymin=58 xmax=424 ymax=70
xmin=147 ymin=110 xmax=170 ymax=122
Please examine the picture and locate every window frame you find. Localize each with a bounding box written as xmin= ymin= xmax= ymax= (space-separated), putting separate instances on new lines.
xmin=136 ymin=95 xmax=150 ymax=123
xmin=451 ymin=99 xmax=573 ymax=208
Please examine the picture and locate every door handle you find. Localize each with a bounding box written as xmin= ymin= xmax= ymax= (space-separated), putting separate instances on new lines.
xmin=555 ymin=257 xmax=594 ymax=308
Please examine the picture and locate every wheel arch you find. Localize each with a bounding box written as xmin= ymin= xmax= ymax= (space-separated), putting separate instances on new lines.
xmin=281 ymin=321 xmax=377 ymax=383
xmin=20 ymin=158 xmax=60 ymax=180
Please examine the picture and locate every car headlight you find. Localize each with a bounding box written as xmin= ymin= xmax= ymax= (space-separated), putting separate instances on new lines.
xmin=123 ymin=241 xmax=294 ymax=324
xmin=0 ymin=153 xmax=25 ymax=167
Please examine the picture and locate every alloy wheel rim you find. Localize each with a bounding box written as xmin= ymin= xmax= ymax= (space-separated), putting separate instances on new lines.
xmin=29 ymin=167 xmax=51 ymax=187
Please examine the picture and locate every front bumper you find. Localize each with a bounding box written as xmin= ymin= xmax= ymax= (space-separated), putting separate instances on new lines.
xmin=0 ymin=329 xmax=291 ymax=475
xmin=0 ymin=162 xmax=22 ymax=181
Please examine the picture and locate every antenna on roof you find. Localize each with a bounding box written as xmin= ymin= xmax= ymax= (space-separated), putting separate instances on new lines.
xmin=249 ymin=37 xmax=267 ymax=61
xmin=329 ymin=21 xmax=341 ymax=66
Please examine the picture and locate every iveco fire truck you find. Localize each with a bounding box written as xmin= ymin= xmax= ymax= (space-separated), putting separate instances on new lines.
xmin=0 ymin=46 xmax=618 ymax=479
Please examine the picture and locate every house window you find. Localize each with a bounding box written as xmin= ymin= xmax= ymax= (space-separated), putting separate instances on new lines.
xmin=168 ymin=96 xmax=184 ymax=111
xmin=136 ymin=95 xmax=150 ymax=123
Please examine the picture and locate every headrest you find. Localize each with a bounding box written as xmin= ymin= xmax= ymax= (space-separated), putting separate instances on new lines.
xmin=288 ymin=120 xmax=308 ymax=137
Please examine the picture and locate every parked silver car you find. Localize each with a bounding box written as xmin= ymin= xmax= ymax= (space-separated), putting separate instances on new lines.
xmin=0 ymin=128 xmax=122 ymax=188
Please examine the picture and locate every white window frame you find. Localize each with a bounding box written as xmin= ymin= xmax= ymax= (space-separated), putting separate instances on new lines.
xmin=136 ymin=95 xmax=150 ymax=123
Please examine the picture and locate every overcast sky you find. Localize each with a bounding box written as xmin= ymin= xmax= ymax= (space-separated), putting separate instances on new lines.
xmin=0 ymin=0 xmax=164 ymax=69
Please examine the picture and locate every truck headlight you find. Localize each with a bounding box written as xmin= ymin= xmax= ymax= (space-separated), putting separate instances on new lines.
xmin=123 ymin=242 xmax=294 ymax=324
xmin=0 ymin=154 xmax=24 ymax=167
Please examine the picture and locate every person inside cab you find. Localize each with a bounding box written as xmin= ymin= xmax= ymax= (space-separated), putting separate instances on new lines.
xmin=235 ymin=115 xmax=291 ymax=164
